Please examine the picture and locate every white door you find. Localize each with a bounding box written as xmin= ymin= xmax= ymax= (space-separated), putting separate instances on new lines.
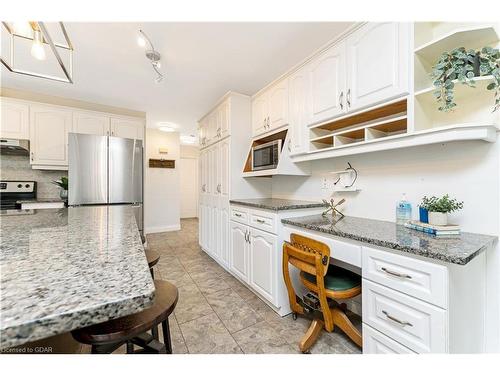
xmin=288 ymin=66 xmax=310 ymax=155
xmin=29 ymin=105 xmax=72 ymax=166
xmin=73 ymin=112 xmax=110 ymax=136
xmin=252 ymin=93 xmax=268 ymax=137
xmin=110 ymin=117 xmax=144 ymax=140
xmin=219 ymin=139 xmax=230 ymax=199
xmin=0 ymin=99 xmax=29 ymax=139
xmin=267 ymin=79 xmax=289 ymax=130
xmin=346 ymin=22 xmax=410 ymax=111
xmin=308 ymin=41 xmax=346 ymax=125
xmin=249 ymin=227 xmax=277 ymax=304
xmin=230 ymin=222 xmax=249 ymax=282
xmin=180 ymin=157 xmax=199 ymax=218
xmin=218 ymin=101 xmax=230 ymax=139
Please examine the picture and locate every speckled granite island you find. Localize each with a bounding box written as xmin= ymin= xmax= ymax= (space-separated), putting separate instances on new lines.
xmin=0 ymin=205 xmax=155 ymax=349
xmin=281 ymin=214 xmax=497 ymax=265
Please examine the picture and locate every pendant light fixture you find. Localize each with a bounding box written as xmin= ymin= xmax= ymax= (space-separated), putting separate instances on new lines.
xmin=1 ymin=21 xmax=74 ymax=83
xmin=137 ymin=29 xmax=164 ymax=83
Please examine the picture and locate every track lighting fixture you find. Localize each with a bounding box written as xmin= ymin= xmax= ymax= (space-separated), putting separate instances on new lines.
xmin=137 ymin=29 xmax=164 ymax=83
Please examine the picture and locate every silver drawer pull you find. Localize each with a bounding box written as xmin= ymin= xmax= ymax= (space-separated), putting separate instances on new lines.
xmin=381 ymin=267 xmax=412 ymax=279
xmin=234 ymin=213 xmax=242 ymax=217
xmin=255 ymin=219 xmax=266 ymax=224
xmin=382 ymin=310 xmax=413 ymax=327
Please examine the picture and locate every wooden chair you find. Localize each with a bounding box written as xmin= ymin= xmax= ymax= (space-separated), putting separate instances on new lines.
xmin=145 ymin=249 xmax=160 ymax=278
xmin=72 ymin=280 xmax=178 ymax=354
xmin=283 ymin=233 xmax=362 ymax=353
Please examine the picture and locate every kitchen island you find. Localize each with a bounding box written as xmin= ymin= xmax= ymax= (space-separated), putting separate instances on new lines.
xmin=0 ymin=205 xmax=155 ymax=349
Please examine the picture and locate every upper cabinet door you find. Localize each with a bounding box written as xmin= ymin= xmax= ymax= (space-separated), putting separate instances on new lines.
xmin=206 ymin=111 xmax=218 ymax=145
xmin=346 ymin=22 xmax=410 ymax=111
xmin=110 ymin=117 xmax=144 ymax=140
xmin=73 ymin=112 xmax=110 ymax=136
xmin=288 ymin=66 xmax=310 ymax=155
xmin=252 ymin=93 xmax=268 ymax=137
xmin=30 ymin=105 xmax=72 ymax=166
xmin=267 ymin=79 xmax=289 ymax=131
xmin=1 ymin=99 xmax=29 ymax=140
xmin=218 ymin=100 xmax=230 ymax=139
xmin=198 ymin=118 xmax=207 ymax=147
xmin=308 ymin=41 xmax=347 ymax=125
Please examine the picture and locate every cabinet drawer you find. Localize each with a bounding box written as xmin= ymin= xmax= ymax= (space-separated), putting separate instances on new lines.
xmin=362 ymin=280 xmax=447 ymax=353
xmin=230 ymin=206 xmax=249 ymax=224
xmin=249 ymin=210 xmax=277 ymax=234
xmin=362 ymin=246 xmax=448 ymax=308
xmin=363 ymin=324 xmax=415 ymax=354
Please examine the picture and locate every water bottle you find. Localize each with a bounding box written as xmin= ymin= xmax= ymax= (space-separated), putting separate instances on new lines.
xmin=396 ymin=193 xmax=412 ymax=224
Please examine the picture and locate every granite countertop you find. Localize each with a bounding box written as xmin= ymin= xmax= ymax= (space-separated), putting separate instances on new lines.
xmin=230 ymin=198 xmax=326 ymax=211
xmin=0 ymin=205 xmax=155 ymax=349
xmin=16 ymin=198 xmax=65 ymax=203
xmin=281 ymin=214 xmax=497 ymax=265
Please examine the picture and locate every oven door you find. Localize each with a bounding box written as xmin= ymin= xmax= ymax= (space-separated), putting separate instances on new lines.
xmin=252 ymin=140 xmax=281 ymax=171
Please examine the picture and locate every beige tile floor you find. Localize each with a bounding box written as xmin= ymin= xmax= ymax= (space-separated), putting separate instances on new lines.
xmin=145 ymin=218 xmax=362 ymax=354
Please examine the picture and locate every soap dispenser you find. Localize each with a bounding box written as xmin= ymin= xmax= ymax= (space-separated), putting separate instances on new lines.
xmin=396 ymin=193 xmax=412 ymax=225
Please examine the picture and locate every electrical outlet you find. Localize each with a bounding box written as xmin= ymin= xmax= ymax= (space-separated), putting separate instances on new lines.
xmin=321 ymin=176 xmax=329 ymax=190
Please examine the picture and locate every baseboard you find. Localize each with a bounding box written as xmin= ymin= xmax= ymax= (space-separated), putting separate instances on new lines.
xmin=145 ymin=224 xmax=181 ymax=234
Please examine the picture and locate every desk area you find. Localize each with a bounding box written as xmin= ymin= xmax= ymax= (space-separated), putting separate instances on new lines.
xmin=281 ymin=214 xmax=497 ymax=354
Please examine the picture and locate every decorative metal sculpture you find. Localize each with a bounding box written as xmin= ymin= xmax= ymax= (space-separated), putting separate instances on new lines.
xmin=322 ymin=198 xmax=346 ymax=218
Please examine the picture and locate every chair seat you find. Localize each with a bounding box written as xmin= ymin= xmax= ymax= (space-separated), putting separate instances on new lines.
xmin=145 ymin=249 xmax=160 ymax=268
xmin=301 ymin=265 xmax=361 ymax=291
xmin=72 ymin=280 xmax=178 ymax=345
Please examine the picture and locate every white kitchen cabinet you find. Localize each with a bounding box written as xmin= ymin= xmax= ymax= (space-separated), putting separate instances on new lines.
xmin=29 ymin=104 xmax=72 ymax=168
xmin=110 ymin=117 xmax=144 ymax=140
xmin=1 ymin=99 xmax=29 ymax=139
xmin=199 ymin=117 xmax=208 ymax=147
xmin=206 ymin=111 xmax=218 ymax=146
xmin=230 ymin=221 xmax=249 ymax=282
xmin=73 ymin=111 xmax=110 ymax=136
xmin=307 ymin=41 xmax=346 ymax=125
xmin=219 ymin=200 xmax=230 ymax=268
xmin=218 ymin=101 xmax=230 ymax=139
xmin=346 ymin=22 xmax=410 ymax=111
xmin=249 ymin=227 xmax=277 ymax=305
xmin=219 ymin=139 xmax=230 ymax=198
xmin=252 ymin=78 xmax=289 ymax=137
xmin=288 ymin=66 xmax=310 ymax=155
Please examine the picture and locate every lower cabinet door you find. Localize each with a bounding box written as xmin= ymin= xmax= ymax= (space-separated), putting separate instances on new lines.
xmin=230 ymin=222 xmax=249 ymax=282
xmin=249 ymin=227 xmax=277 ymax=305
xmin=363 ymin=324 xmax=416 ymax=354
xmin=219 ymin=203 xmax=230 ymax=268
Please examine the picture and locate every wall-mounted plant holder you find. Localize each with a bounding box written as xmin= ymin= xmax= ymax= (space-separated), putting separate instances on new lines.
xmin=149 ymin=159 xmax=175 ymax=168
xmin=331 ymin=162 xmax=360 ymax=192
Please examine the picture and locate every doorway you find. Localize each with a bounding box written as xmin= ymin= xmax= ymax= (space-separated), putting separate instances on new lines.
xmin=179 ymin=156 xmax=199 ymax=218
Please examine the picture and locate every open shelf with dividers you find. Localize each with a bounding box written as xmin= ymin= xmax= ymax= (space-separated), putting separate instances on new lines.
xmin=309 ymin=99 xmax=408 ymax=152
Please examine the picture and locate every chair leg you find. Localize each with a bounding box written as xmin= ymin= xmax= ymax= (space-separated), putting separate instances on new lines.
xmin=162 ymin=318 xmax=172 ymax=354
xmin=152 ymin=325 xmax=159 ymax=340
xmin=299 ymin=319 xmax=324 ymax=353
xmin=126 ymin=341 xmax=134 ymax=354
xmin=150 ymin=267 xmax=155 ymax=278
xmin=330 ymin=307 xmax=362 ymax=348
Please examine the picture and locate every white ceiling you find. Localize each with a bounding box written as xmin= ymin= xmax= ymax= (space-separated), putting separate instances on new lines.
xmin=1 ymin=22 xmax=354 ymax=137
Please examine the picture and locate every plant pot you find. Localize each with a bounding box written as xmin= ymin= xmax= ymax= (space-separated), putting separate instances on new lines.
xmin=428 ymin=211 xmax=447 ymax=226
xmin=419 ymin=207 xmax=429 ymax=223
xmin=60 ymin=189 xmax=68 ymax=200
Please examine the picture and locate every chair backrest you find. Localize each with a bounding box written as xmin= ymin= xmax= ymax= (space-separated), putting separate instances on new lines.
xmin=284 ymin=233 xmax=331 ymax=277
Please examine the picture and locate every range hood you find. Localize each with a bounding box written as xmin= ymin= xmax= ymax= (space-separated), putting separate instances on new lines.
xmin=0 ymin=139 xmax=30 ymax=156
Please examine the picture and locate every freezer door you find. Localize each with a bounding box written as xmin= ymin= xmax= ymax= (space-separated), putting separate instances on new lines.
xmin=109 ymin=137 xmax=143 ymax=204
xmin=68 ymin=133 xmax=108 ymax=205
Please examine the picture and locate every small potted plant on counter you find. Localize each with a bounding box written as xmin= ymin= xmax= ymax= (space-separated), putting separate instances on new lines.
xmin=52 ymin=176 xmax=68 ymax=200
xmin=419 ymin=196 xmax=431 ymax=223
xmin=423 ymin=194 xmax=464 ymax=226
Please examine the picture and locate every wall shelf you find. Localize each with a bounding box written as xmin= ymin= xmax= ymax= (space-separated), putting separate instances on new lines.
xmin=414 ymin=24 xmax=499 ymax=64
xmin=414 ymin=75 xmax=495 ymax=97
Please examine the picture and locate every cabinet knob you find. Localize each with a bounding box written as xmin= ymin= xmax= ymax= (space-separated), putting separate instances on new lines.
xmin=30 ymin=152 xmax=34 ymax=162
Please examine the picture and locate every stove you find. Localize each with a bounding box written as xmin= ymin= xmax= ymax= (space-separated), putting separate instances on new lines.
xmin=0 ymin=180 xmax=37 ymax=215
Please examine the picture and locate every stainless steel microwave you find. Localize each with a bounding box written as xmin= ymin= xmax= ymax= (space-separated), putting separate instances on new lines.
xmin=251 ymin=139 xmax=282 ymax=171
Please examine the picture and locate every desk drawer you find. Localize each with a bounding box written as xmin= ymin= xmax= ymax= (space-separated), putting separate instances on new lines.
xmin=249 ymin=210 xmax=277 ymax=234
xmin=362 ymin=246 xmax=448 ymax=308
xmin=362 ymin=280 xmax=446 ymax=353
xmin=363 ymin=324 xmax=415 ymax=354
xmin=230 ymin=206 xmax=249 ymax=224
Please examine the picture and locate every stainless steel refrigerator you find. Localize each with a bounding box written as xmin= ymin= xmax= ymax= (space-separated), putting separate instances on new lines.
xmin=68 ymin=133 xmax=144 ymax=236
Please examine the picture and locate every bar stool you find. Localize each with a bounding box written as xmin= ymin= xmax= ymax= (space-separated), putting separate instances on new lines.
xmin=72 ymin=280 xmax=178 ymax=354
xmin=145 ymin=249 xmax=160 ymax=278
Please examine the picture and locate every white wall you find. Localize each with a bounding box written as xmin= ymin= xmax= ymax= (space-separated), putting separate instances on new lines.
xmin=272 ymin=138 xmax=500 ymax=352
xmin=144 ymin=128 xmax=181 ymax=233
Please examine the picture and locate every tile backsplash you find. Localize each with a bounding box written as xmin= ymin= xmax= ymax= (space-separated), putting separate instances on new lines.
xmin=0 ymin=155 xmax=67 ymax=199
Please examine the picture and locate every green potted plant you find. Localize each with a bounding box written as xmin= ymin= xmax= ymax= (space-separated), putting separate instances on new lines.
xmin=423 ymin=194 xmax=464 ymax=226
xmin=52 ymin=176 xmax=68 ymax=200
xmin=431 ymin=46 xmax=500 ymax=112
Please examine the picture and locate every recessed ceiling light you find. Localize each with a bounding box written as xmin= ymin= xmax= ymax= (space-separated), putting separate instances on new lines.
xmin=180 ymin=135 xmax=197 ymax=144
xmin=159 ymin=126 xmax=175 ymax=133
